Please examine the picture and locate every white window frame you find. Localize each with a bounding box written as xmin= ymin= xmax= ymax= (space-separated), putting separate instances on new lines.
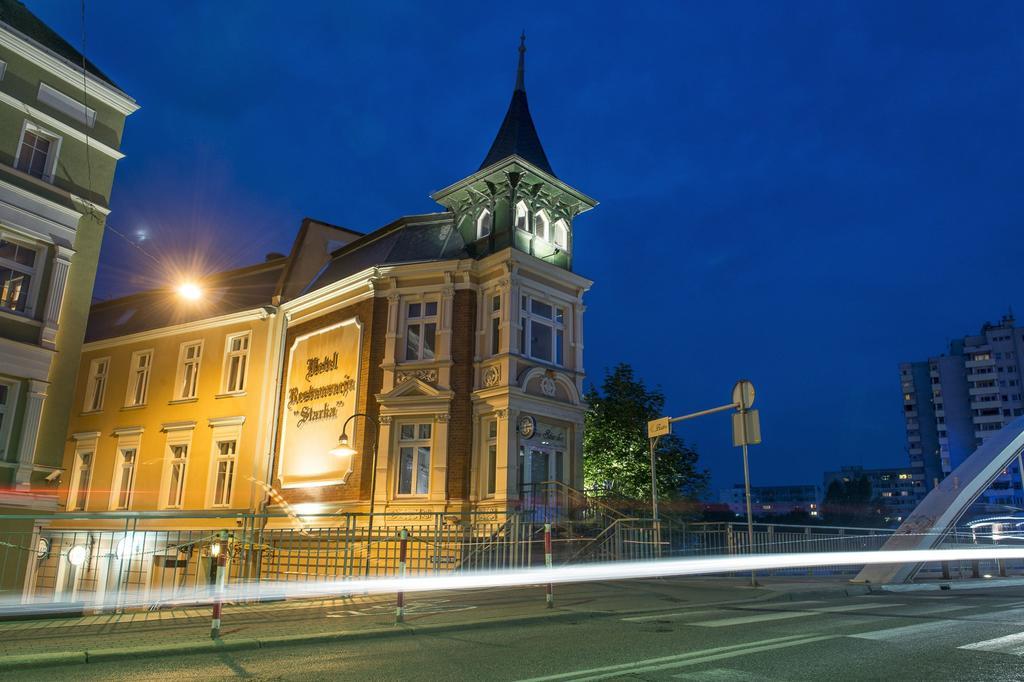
xmin=534 ymin=210 xmax=551 ymax=242
xmin=206 ymin=417 xmax=244 ymax=508
xmin=484 ymin=417 xmax=498 ymax=498
xmin=0 ymin=379 xmax=19 ymax=461
xmin=124 ymin=349 xmax=153 ymax=407
xmin=402 ymin=297 xmax=438 ymax=362
xmin=489 ymin=293 xmax=501 ymax=357
xmin=552 ymin=219 xmax=569 ymax=250
xmin=0 ymin=231 xmax=44 ymax=317
xmin=174 ymin=340 xmax=203 ymax=401
xmin=221 ymin=331 xmax=251 ymax=394
xmin=109 ymin=427 xmax=142 ymax=510
xmin=83 ymin=356 xmax=109 ymax=412
xmin=396 ymin=421 xmax=432 ymax=497
xmin=476 ymin=208 xmax=492 ymax=240
xmin=160 ymin=424 xmax=195 ymax=509
xmin=520 ymin=294 xmax=566 ymax=366
xmin=514 ymin=200 xmax=530 ymax=233
xmin=67 ymin=434 xmax=98 ymax=512
xmin=14 ymin=120 xmax=62 ymax=183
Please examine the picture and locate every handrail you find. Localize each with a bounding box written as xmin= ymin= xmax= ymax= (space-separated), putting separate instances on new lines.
xmin=525 ymin=480 xmax=629 ymax=520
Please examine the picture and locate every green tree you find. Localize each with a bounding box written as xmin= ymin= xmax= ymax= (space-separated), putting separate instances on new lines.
xmin=583 ymin=364 xmax=708 ymax=503
xmin=822 ymin=476 xmax=889 ymax=527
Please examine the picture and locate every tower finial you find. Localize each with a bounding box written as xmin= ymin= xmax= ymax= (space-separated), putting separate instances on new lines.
xmin=515 ymin=31 xmax=526 ymax=92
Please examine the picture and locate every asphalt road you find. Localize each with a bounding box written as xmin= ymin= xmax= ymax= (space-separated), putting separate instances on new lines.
xmin=13 ymin=585 xmax=1024 ymax=680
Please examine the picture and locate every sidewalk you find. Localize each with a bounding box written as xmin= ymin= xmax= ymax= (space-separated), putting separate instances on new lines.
xmin=0 ymin=576 xmax=855 ymax=671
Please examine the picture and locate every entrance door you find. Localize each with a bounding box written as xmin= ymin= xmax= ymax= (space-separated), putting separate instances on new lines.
xmin=520 ymin=445 xmax=565 ymax=520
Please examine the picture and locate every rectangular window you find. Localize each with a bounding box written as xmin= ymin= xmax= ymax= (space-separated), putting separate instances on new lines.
xmin=490 ymin=294 xmax=501 ymax=356
xmin=83 ymin=357 xmax=109 ymax=412
xmin=520 ymin=295 xmax=566 ymax=366
xmin=175 ymin=341 xmax=202 ymax=400
xmin=69 ymin=449 xmax=93 ymax=511
xmin=15 ymin=123 xmax=60 ymax=181
xmin=125 ymin=350 xmax=152 ymax=406
xmin=114 ymin=448 xmax=137 ymax=510
xmin=486 ymin=418 xmax=498 ymax=496
xmin=0 ymin=237 xmax=38 ymax=314
xmin=397 ymin=422 xmax=431 ymax=495
xmin=212 ymin=440 xmax=237 ymax=507
xmin=166 ymin=443 xmax=189 ymax=508
xmin=404 ymin=300 xmax=438 ymax=361
xmin=223 ymin=332 xmax=250 ymax=393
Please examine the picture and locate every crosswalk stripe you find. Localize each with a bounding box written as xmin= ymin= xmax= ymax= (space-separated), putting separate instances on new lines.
xmin=622 ymin=609 xmax=721 ymax=623
xmin=849 ymin=620 xmax=957 ymax=641
xmin=810 ymin=603 xmax=899 ymax=613
xmin=965 ymin=607 xmax=1024 ymax=622
xmin=693 ymin=611 xmax=822 ymax=627
xmin=959 ymin=632 xmax=1024 ymax=655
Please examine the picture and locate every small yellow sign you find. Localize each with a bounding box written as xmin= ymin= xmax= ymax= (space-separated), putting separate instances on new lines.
xmin=647 ymin=417 xmax=671 ymax=439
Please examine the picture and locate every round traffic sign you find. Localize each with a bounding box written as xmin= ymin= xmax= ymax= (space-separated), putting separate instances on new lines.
xmin=732 ymin=380 xmax=755 ymax=410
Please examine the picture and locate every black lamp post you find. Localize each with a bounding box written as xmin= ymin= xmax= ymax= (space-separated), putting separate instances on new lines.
xmin=330 ymin=412 xmax=380 ymax=576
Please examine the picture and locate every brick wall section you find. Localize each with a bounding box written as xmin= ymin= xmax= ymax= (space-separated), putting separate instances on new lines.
xmin=446 ymin=288 xmax=476 ymax=500
xmin=273 ymin=296 xmax=387 ymax=506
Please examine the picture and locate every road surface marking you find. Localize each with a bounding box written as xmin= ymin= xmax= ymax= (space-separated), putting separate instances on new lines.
xmin=692 ymin=610 xmax=822 ymax=627
xmin=622 ymin=609 xmax=721 ymax=622
xmin=906 ymin=603 xmax=981 ymax=615
xmin=848 ymin=619 xmax=958 ymax=641
xmin=673 ymin=669 xmax=767 ymax=680
xmin=516 ymin=634 xmax=826 ymax=682
xmin=810 ymin=603 xmax=900 ymax=613
xmin=964 ymin=607 xmax=1024 ymax=623
xmin=959 ymin=631 xmax=1024 ymax=655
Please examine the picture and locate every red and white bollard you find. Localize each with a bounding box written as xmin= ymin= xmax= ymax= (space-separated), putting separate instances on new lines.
xmin=210 ymin=530 xmax=228 ymax=639
xmin=396 ymin=528 xmax=408 ymax=624
xmin=544 ymin=522 xmax=553 ymax=608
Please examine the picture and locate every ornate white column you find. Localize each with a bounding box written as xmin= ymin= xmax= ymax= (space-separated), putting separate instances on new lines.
xmin=14 ymin=379 xmax=48 ymax=488
xmin=494 ymin=408 xmax=510 ymax=502
xmin=374 ymin=415 xmax=393 ymax=506
xmin=40 ymin=245 xmax=74 ymax=349
xmin=382 ymin=291 xmax=400 ymax=392
xmin=430 ymin=412 xmax=450 ymax=503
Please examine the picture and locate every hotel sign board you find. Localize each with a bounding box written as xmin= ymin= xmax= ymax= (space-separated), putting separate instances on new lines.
xmin=278 ymin=318 xmax=362 ymax=489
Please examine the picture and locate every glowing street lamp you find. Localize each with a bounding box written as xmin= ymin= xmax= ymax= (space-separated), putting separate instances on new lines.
xmin=176 ymin=281 xmax=202 ymax=301
xmin=331 ymin=413 xmax=380 ymax=576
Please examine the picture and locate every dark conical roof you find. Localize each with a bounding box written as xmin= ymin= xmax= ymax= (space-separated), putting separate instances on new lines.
xmin=479 ymin=34 xmax=555 ymax=177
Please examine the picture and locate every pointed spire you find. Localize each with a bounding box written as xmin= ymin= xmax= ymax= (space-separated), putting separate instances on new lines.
xmin=515 ymin=31 xmax=526 ymax=92
xmin=479 ymin=33 xmax=555 ymax=177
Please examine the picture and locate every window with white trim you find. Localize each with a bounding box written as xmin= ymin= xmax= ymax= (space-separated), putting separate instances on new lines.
xmin=397 ymin=422 xmax=431 ymax=496
xmin=37 ymin=83 xmax=97 ymax=128
xmin=83 ymin=357 xmax=109 ymax=412
xmin=112 ymin=447 xmax=137 ymax=510
xmin=552 ymin=219 xmax=569 ymax=250
xmin=222 ymin=332 xmax=250 ymax=393
xmin=0 ymin=236 xmax=40 ymax=314
xmin=476 ymin=208 xmax=492 ymax=240
xmin=514 ymin=201 xmax=529 ymax=232
xmin=534 ymin=210 xmax=550 ymax=242
xmin=125 ymin=350 xmax=152 ymax=406
xmin=68 ymin=445 xmax=94 ymax=511
xmin=403 ymin=300 xmax=437 ymax=361
xmin=15 ymin=121 xmax=61 ymax=182
xmin=520 ymin=295 xmax=566 ymax=365
xmin=175 ymin=340 xmax=202 ymax=400
xmin=165 ymin=442 xmax=189 ymax=508
xmin=0 ymin=381 xmax=14 ymax=460
xmin=489 ymin=294 xmax=501 ymax=356
xmin=211 ymin=439 xmax=238 ymax=507
xmin=485 ymin=418 xmax=498 ymax=497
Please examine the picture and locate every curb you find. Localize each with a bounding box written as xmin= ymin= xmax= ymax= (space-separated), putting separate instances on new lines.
xmin=0 ymin=609 xmax=606 ymax=672
xmin=878 ymin=576 xmax=1024 ymax=592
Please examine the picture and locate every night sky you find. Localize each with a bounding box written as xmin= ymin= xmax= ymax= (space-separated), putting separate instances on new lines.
xmin=31 ymin=1 xmax=1024 ymax=493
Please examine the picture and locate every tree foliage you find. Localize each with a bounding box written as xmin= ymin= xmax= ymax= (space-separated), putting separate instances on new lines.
xmin=821 ymin=476 xmax=889 ymax=527
xmin=583 ymin=364 xmax=708 ymax=502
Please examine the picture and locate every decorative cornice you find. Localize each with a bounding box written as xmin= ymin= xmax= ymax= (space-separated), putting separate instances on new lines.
xmin=0 ymin=90 xmax=125 ymax=159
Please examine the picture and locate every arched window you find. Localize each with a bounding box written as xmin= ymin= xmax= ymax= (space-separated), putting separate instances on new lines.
xmin=514 ymin=201 xmax=529 ymax=232
xmin=553 ymin=219 xmax=569 ymax=250
xmin=476 ymin=208 xmax=492 ymax=240
xmin=534 ymin=210 xmax=550 ymax=241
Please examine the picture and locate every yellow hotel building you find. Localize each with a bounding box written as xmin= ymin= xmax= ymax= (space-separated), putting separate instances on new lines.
xmin=19 ymin=43 xmax=600 ymax=602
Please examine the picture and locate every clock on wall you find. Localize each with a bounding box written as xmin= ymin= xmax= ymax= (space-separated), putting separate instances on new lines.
xmin=518 ymin=415 xmax=536 ymax=438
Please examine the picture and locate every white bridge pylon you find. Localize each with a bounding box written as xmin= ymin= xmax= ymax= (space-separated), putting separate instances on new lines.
xmin=854 ymin=416 xmax=1024 ymax=585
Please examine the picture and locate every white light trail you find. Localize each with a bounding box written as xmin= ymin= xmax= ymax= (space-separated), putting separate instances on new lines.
xmin=9 ymin=546 xmax=1024 ymax=616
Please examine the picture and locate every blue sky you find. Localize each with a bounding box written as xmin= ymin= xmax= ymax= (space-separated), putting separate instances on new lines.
xmin=31 ymin=1 xmax=1024 ymax=492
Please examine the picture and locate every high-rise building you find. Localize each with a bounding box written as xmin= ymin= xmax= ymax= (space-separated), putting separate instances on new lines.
xmin=0 ymin=0 xmax=137 ymax=508
xmin=900 ymin=313 xmax=1024 ymax=511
